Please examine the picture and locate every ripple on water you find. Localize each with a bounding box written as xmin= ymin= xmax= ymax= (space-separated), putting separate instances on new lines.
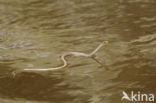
xmin=0 ymin=0 xmax=156 ymax=103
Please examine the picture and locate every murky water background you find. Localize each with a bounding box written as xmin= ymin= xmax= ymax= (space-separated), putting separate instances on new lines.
xmin=0 ymin=0 xmax=156 ymax=103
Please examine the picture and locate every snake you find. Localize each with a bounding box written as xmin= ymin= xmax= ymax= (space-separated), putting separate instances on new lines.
xmin=11 ymin=41 xmax=109 ymax=77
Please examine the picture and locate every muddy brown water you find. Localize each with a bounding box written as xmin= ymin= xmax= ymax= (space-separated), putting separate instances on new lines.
xmin=0 ymin=0 xmax=156 ymax=103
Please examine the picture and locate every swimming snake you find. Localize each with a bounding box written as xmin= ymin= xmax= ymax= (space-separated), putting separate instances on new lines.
xmin=11 ymin=41 xmax=109 ymax=77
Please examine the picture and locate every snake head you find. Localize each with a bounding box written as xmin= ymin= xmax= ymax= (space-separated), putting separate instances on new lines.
xmin=102 ymin=41 xmax=109 ymax=45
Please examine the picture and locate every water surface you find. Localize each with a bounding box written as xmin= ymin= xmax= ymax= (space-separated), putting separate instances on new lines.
xmin=0 ymin=0 xmax=156 ymax=103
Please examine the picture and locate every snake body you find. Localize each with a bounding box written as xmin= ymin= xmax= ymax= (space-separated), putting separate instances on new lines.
xmin=11 ymin=41 xmax=109 ymax=77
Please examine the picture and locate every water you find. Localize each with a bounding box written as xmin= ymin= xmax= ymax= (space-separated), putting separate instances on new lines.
xmin=0 ymin=0 xmax=156 ymax=103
